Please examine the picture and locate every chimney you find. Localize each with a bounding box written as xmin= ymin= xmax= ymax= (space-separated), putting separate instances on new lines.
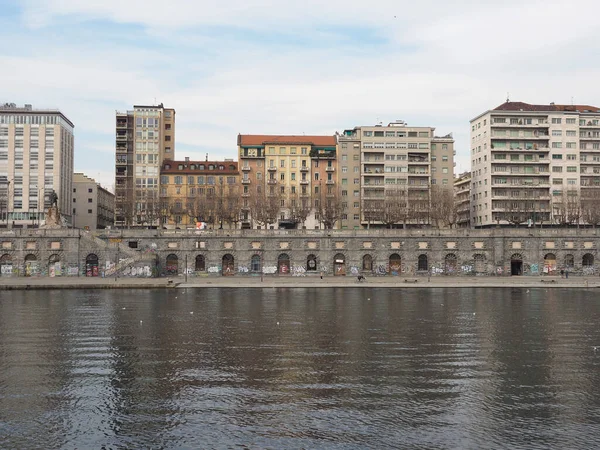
xmin=185 ymin=156 xmax=189 ymax=162
xmin=206 ymin=153 xmax=208 ymax=162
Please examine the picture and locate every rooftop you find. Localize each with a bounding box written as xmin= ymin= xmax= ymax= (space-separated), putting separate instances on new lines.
xmin=0 ymin=103 xmax=74 ymax=127
xmin=238 ymin=134 xmax=336 ymax=147
xmin=162 ymin=160 xmax=239 ymax=175
xmin=493 ymin=101 xmax=600 ymax=113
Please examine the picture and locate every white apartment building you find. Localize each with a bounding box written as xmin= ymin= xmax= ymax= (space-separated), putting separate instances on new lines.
xmin=470 ymin=101 xmax=600 ymax=227
xmin=454 ymin=172 xmax=471 ymax=228
xmin=72 ymin=173 xmax=115 ymax=230
xmin=0 ymin=103 xmax=74 ymax=228
xmin=115 ymin=103 xmax=175 ymax=227
xmin=340 ymin=121 xmax=455 ymax=228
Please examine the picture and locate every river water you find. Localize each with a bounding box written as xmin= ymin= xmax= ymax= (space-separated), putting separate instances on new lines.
xmin=1 ymin=288 xmax=600 ymax=449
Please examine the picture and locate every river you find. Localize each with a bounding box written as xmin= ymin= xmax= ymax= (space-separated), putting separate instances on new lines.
xmin=1 ymin=287 xmax=600 ymax=449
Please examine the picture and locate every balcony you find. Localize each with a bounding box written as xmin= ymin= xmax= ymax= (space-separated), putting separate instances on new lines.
xmin=241 ymin=166 xmax=251 ymax=171
xmin=408 ymin=158 xmax=429 ymax=164
xmin=241 ymin=192 xmax=250 ymax=197
xmin=300 ymin=166 xmax=309 ymax=172
xmin=267 ymin=179 xmax=277 ymax=185
xmin=408 ymin=171 xmax=429 ymax=176
xmin=241 ymin=179 xmax=251 ymax=184
xmin=326 ymin=166 xmax=335 ymax=172
xmin=116 ymin=120 xmax=127 ymax=129
xmin=580 ymin=133 xmax=600 ymax=140
xmin=300 ymin=179 xmax=309 ymax=185
xmin=267 ymin=166 xmax=277 ymax=172
xmin=581 ymin=121 xmax=600 ymax=128
xmin=491 ymin=120 xmax=549 ymax=127
xmin=490 ymin=145 xmax=550 ymax=152
xmin=326 ymin=180 xmax=335 ymax=185
xmin=300 ymin=192 xmax=310 ymax=197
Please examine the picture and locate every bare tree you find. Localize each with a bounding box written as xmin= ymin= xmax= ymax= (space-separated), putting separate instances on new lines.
xmin=288 ymin=189 xmax=312 ymax=229
xmin=554 ymin=188 xmax=581 ymax=227
xmin=581 ymin=188 xmax=600 ymax=227
xmin=407 ymin=188 xmax=430 ymax=227
xmin=251 ymin=184 xmax=281 ymax=229
xmin=316 ymin=187 xmax=343 ymax=229
xmin=430 ymin=185 xmax=457 ymax=228
xmin=221 ymin=184 xmax=241 ymax=229
xmin=0 ymin=182 xmax=8 ymax=226
xmin=381 ymin=185 xmax=408 ymax=228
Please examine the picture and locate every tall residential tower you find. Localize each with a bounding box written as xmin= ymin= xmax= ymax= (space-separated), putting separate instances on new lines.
xmin=115 ymin=103 xmax=175 ymax=227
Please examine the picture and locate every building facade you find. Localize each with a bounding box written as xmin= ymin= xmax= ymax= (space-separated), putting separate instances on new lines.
xmin=160 ymin=158 xmax=239 ymax=229
xmin=470 ymin=101 xmax=600 ymax=227
xmin=115 ymin=103 xmax=175 ymax=227
xmin=237 ymin=135 xmax=338 ymax=229
xmin=0 ymin=103 xmax=74 ymax=228
xmin=454 ymin=172 xmax=471 ymax=228
xmin=339 ymin=121 xmax=455 ymax=228
xmin=72 ymin=173 xmax=115 ymax=229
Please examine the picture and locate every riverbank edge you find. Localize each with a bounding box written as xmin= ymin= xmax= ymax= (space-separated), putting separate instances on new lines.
xmin=1 ymin=277 xmax=598 ymax=290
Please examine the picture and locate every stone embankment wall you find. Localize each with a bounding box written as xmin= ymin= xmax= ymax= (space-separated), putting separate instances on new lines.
xmin=0 ymin=228 xmax=598 ymax=278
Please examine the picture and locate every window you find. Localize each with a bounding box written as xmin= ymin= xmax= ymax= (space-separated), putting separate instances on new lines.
xmin=88 ymin=209 xmax=93 ymax=214
xmin=566 ymin=118 xmax=576 ymax=124
xmin=552 ymin=154 xmax=562 ymax=159
xmin=88 ymin=188 xmax=93 ymax=193
xmin=175 ymin=176 xmax=183 ymax=185
xmin=566 ymin=154 xmax=577 ymax=160
xmin=552 ymin=167 xmax=563 ymax=173
xmin=552 ymin=130 xmax=562 ymax=136
xmin=551 ymin=118 xmax=562 ymax=124
xmin=88 ymin=198 xmax=93 ymax=203
xmin=566 ymin=166 xmax=577 ymax=172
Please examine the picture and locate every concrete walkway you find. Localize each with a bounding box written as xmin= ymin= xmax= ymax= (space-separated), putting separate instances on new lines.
xmin=0 ymin=275 xmax=598 ymax=290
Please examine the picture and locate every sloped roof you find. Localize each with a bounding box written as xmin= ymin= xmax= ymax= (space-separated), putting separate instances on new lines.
xmin=238 ymin=134 xmax=336 ymax=146
xmin=494 ymin=101 xmax=600 ymax=113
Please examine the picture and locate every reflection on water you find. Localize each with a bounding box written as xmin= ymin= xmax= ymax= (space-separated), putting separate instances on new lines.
xmin=1 ymin=288 xmax=600 ymax=449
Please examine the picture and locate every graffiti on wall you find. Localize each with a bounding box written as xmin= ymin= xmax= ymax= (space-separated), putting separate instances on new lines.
xmin=262 ymin=266 xmax=277 ymax=274
xmin=237 ymin=265 xmax=249 ymax=273
xmin=207 ymin=266 xmax=220 ymax=273
xmin=292 ymin=265 xmax=306 ymax=277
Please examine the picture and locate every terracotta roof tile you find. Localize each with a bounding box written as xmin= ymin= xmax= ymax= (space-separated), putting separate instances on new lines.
xmin=238 ymin=134 xmax=336 ymax=146
xmin=494 ymin=101 xmax=600 ymax=113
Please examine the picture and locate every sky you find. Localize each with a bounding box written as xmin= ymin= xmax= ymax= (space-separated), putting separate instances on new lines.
xmin=2 ymin=0 xmax=600 ymax=191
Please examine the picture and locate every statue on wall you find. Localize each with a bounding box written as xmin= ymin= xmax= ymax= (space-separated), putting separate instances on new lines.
xmin=41 ymin=190 xmax=63 ymax=229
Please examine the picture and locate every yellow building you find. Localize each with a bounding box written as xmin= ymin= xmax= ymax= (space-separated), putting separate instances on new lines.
xmin=237 ymin=134 xmax=338 ymax=229
xmin=159 ymin=158 xmax=239 ymax=229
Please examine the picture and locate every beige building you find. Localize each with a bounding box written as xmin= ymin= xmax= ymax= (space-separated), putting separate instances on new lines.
xmin=115 ymin=103 xmax=175 ymax=227
xmin=470 ymin=101 xmax=600 ymax=227
xmin=237 ymin=135 xmax=338 ymax=229
xmin=454 ymin=172 xmax=471 ymax=228
xmin=0 ymin=103 xmax=74 ymax=228
xmin=339 ymin=121 xmax=455 ymax=228
xmin=72 ymin=173 xmax=115 ymax=230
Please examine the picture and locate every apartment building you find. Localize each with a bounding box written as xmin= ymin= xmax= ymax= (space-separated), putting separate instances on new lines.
xmin=72 ymin=173 xmax=115 ymax=230
xmin=336 ymin=130 xmax=362 ymax=229
xmin=115 ymin=103 xmax=175 ymax=227
xmin=454 ymin=172 xmax=471 ymax=228
xmin=237 ymin=135 xmax=338 ymax=229
xmin=159 ymin=159 xmax=239 ymax=228
xmin=0 ymin=103 xmax=74 ymax=228
xmin=470 ymin=101 xmax=600 ymax=227
xmin=340 ymin=121 xmax=455 ymax=228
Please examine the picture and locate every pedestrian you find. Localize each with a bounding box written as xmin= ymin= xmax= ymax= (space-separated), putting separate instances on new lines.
xmin=320 ymin=271 xmax=323 ymax=280
xmin=565 ymin=270 xmax=569 ymax=279
xmin=560 ymin=269 xmax=564 ymax=278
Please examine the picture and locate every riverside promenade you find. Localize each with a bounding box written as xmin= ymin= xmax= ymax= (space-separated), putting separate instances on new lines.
xmin=0 ymin=275 xmax=597 ymax=290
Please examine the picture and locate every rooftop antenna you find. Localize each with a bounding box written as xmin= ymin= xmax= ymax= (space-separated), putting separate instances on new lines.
xmin=205 ymin=153 xmax=208 ymax=162
xmin=506 ymin=92 xmax=510 ymax=102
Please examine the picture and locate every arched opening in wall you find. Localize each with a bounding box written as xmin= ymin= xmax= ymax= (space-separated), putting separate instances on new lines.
xmin=85 ymin=253 xmax=99 ymax=277
xmin=166 ymin=254 xmax=178 ymax=275
xmin=0 ymin=254 xmax=13 ymax=277
xmin=362 ymin=254 xmax=373 ymax=271
xmin=582 ymin=253 xmax=594 ymax=267
xmin=334 ymin=253 xmax=346 ymax=276
xmin=511 ymin=254 xmax=523 ymax=276
xmin=222 ymin=254 xmax=235 ymax=276
xmin=543 ymin=253 xmax=557 ymax=275
xmin=48 ymin=254 xmax=61 ymax=277
xmin=417 ymin=254 xmax=428 ymax=272
xmin=24 ymin=254 xmax=38 ymax=277
xmin=389 ymin=254 xmax=401 ymax=275
xmin=251 ymin=254 xmax=261 ymax=273
xmin=564 ymin=254 xmax=574 ymax=269
xmin=278 ymin=253 xmax=290 ymax=274
xmin=195 ymin=255 xmax=205 ymax=272
xmin=306 ymin=254 xmax=318 ymax=272
xmin=474 ymin=254 xmax=486 ymax=274
xmin=444 ymin=254 xmax=457 ymax=274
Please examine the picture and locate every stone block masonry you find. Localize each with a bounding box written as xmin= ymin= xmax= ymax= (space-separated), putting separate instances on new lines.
xmin=0 ymin=228 xmax=598 ymax=279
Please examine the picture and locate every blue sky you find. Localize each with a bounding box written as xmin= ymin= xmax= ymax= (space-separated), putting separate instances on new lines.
xmin=2 ymin=0 xmax=600 ymax=190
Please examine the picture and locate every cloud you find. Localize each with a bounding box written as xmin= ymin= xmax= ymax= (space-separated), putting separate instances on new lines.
xmin=5 ymin=0 xmax=600 ymax=186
